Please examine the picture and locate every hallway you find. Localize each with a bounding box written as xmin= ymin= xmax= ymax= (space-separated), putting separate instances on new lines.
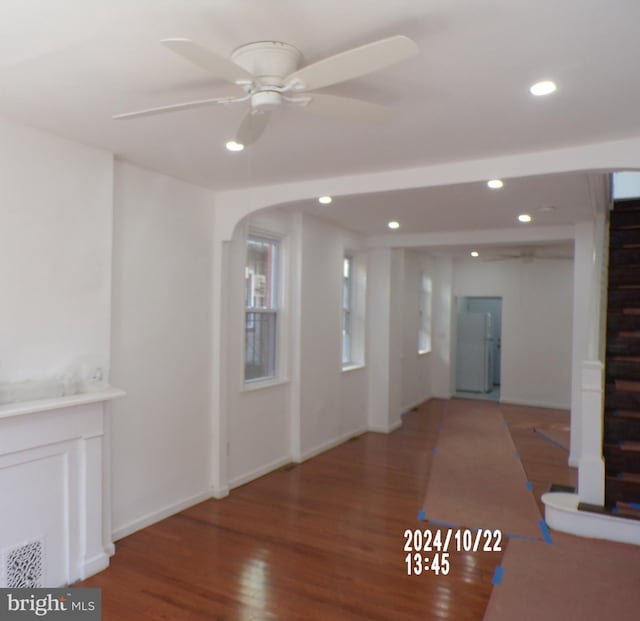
xmin=81 ymin=399 xmax=576 ymax=620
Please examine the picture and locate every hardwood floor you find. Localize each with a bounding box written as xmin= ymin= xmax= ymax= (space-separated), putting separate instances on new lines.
xmin=79 ymin=399 xmax=575 ymax=620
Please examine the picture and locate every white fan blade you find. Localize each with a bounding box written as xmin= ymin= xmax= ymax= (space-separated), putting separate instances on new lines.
xmin=162 ymin=38 xmax=254 ymax=85
xmin=236 ymin=110 xmax=272 ymax=145
xmin=296 ymin=93 xmax=391 ymax=124
xmin=113 ymin=96 xmax=238 ymax=120
xmin=285 ymin=35 xmax=418 ymax=91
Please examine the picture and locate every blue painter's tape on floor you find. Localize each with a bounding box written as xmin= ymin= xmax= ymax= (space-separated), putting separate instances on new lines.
xmin=433 ymin=448 xmax=439 ymax=455
xmin=428 ymin=519 xmax=460 ymax=529
xmin=536 ymin=430 xmax=568 ymax=451
xmin=612 ymin=507 xmax=620 ymax=514
xmin=526 ymin=481 xmax=533 ymax=491
xmin=418 ymin=509 xmax=426 ymax=521
xmin=630 ymin=502 xmax=640 ymax=510
xmin=539 ymin=519 xmax=553 ymax=544
xmin=514 ymin=451 xmax=521 ymax=459
xmin=492 ymin=565 xmax=504 ymax=586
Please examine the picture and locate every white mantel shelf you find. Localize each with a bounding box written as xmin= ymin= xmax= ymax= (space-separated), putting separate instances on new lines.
xmin=0 ymin=387 xmax=125 ymax=420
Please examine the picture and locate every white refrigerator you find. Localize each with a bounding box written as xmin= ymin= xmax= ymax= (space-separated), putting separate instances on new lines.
xmin=455 ymin=312 xmax=493 ymax=392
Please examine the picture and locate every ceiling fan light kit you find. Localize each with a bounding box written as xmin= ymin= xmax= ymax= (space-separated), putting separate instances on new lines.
xmin=114 ymin=35 xmax=419 ymax=146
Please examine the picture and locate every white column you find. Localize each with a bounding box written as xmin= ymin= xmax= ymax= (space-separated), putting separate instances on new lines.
xmin=367 ymin=247 xmax=393 ymax=432
xmin=578 ymin=361 xmax=605 ymax=505
xmin=570 ymin=221 xmax=595 ymax=466
xmin=209 ymin=228 xmax=231 ymax=498
xmin=431 ymin=256 xmax=453 ymax=398
xmin=366 ymin=248 xmax=404 ymax=432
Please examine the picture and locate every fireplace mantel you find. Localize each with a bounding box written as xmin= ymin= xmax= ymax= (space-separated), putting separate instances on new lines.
xmin=0 ymin=388 xmax=124 ymax=587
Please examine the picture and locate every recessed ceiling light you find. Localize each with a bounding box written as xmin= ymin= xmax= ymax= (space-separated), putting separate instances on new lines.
xmin=529 ymin=80 xmax=557 ymax=96
xmin=518 ymin=213 xmax=532 ymax=223
xmin=388 ymin=221 xmax=400 ymax=230
xmin=487 ymin=179 xmax=504 ymax=189
xmin=318 ymin=195 xmax=332 ymax=204
xmin=471 ymin=251 xmax=479 ymax=257
xmin=225 ymin=140 xmax=244 ymax=152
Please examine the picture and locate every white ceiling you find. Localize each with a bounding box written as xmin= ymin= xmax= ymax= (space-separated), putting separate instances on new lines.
xmin=1 ymin=0 xmax=637 ymax=242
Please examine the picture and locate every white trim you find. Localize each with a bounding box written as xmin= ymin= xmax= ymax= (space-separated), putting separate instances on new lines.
xmin=499 ymin=396 xmax=570 ymax=411
xmin=0 ymin=387 xmax=125 ymax=420
xmin=341 ymin=364 xmax=366 ymax=373
xmin=112 ymin=490 xmax=212 ymax=541
xmin=80 ymin=552 xmax=110 ymax=581
xmin=300 ymin=427 xmax=368 ymax=462
xmin=229 ymin=455 xmax=292 ymax=490
xmin=368 ymin=419 xmax=403 ymax=434
xmin=241 ymin=377 xmax=291 ymax=392
xmin=543 ymin=492 xmax=640 ymax=546
xmin=211 ymin=486 xmax=230 ymax=500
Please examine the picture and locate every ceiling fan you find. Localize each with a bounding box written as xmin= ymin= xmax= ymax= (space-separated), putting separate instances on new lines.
xmin=113 ymin=35 xmax=419 ymax=145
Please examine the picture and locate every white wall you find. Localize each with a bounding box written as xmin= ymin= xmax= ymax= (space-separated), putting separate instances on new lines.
xmin=298 ymin=213 xmax=368 ymax=458
xmin=401 ymin=250 xmax=434 ymax=411
xmin=0 ymin=117 xmax=113 ymax=384
xmin=453 ymin=257 xmax=573 ymax=409
xmin=110 ymin=161 xmax=213 ymax=538
xmin=226 ymin=209 xmax=370 ymax=486
xmin=226 ymin=210 xmax=295 ymax=487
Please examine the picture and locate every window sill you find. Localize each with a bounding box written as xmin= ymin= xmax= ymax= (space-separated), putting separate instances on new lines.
xmin=241 ymin=377 xmax=291 ymax=393
xmin=418 ymin=350 xmax=431 ymax=356
xmin=342 ymin=364 xmax=366 ymax=373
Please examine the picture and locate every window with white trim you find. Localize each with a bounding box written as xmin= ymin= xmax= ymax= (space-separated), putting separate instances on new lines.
xmin=418 ymin=271 xmax=432 ymax=354
xmin=342 ymin=255 xmax=353 ymax=365
xmin=244 ymin=235 xmax=280 ymax=382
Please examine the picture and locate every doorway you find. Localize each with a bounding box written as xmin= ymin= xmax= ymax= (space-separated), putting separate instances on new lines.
xmin=454 ymin=296 xmax=502 ymax=401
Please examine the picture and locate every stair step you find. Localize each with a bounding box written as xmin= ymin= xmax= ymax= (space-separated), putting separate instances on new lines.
xmin=604 ymin=416 xmax=640 ymax=442
xmin=607 ymin=409 xmax=640 ymax=420
xmin=613 ymin=501 xmax=640 ymax=520
xmin=605 ymin=359 xmax=640 ymax=381
xmin=604 ymin=444 xmax=640 ymax=474
xmin=606 ymin=313 xmax=640 ymax=332
xmin=605 ymin=384 xmax=640 ymax=408
xmin=609 ymin=229 xmax=640 ymax=247
xmin=605 ymin=475 xmax=640 ymax=505
xmin=611 ymin=210 xmax=640 ymax=229
xmin=607 ymin=335 xmax=640 ymax=356
xmin=613 ymin=198 xmax=640 ymax=212
xmin=610 ymin=247 xmax=640 ymax=266
xmin=609 ymin=266 xmax=640 ymax=286
xmin=615 ymin=379 xmax=640 ymax=392
xmin=608 ymin=289 xmax=640 ymax=308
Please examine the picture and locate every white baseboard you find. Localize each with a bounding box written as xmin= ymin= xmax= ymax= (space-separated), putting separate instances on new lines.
xmin=368 ymin=419 xmax=402 ymax=434
xmin=300 ymin=426 xmax=368 ymax=462
xmin=80 ymin=552 xmax=110 ymax=580
xmin=211 ymin=486 xmax=230 ymax=499
xmin=402 ymin=398 xmax=429 ymax=415
xmin=229 ymin=455 xmax=292 ymax=490
xmin=112 ymin=490 xmax=212 ymax=542
xmin=499 ymin=396 xmax=570 ymax=411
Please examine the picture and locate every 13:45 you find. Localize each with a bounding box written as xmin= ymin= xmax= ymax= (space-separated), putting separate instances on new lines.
xmin=405 ymin=552 xmax=450 ymax=576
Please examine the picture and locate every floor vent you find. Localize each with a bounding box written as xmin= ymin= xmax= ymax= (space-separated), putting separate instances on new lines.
xmin=4 ymin=540 xmax=44 ymax=588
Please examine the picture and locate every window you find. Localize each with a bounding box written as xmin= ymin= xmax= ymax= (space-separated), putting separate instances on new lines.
xmin=342 ymin=256 xmax=353 ymax=365
xmin=245 ymin=235 xmax=280 ymax=382
xmin=418 ymin=271 xmax=432 ymax=354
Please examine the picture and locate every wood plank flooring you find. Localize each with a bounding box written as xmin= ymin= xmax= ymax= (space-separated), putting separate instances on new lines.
xmin=79 ymin=399 xmax=575 ymax=620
